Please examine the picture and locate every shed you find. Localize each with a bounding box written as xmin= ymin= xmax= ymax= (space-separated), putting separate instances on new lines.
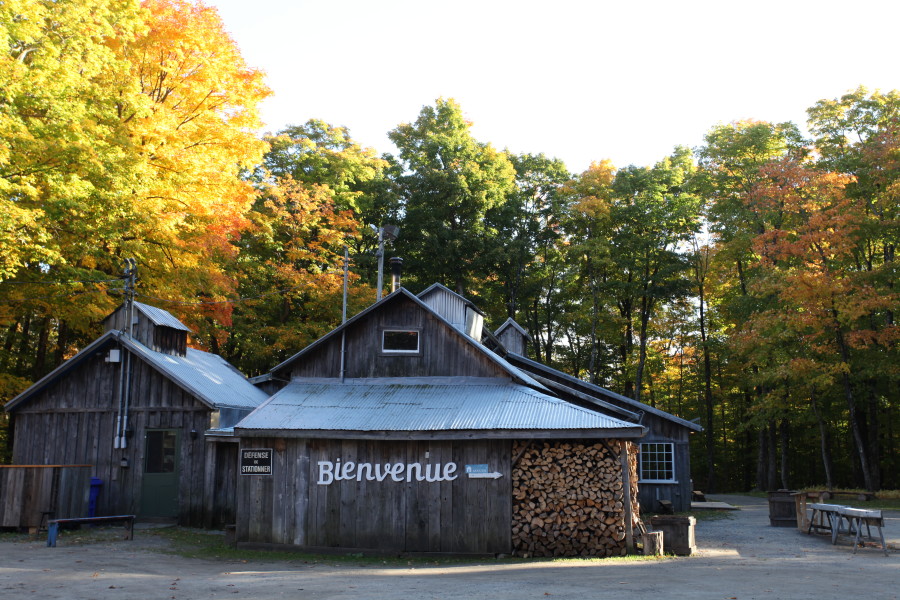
xmin=233 ymin=288 xmax=646 ymax=556
xmin=5 ymin=302 xmax=268 ymax=527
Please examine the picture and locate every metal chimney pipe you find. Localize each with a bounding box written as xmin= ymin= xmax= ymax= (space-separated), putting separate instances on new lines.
xmin=389 ymin=257 xmax=403 ymax=293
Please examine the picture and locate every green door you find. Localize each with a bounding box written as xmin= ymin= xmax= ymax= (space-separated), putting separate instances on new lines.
xmin=140 ymin=429 xmax=180 ymax=518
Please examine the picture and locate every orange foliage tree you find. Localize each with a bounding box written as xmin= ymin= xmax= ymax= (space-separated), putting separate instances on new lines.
xmin=0 ymin=0 xmax=269 ymax=392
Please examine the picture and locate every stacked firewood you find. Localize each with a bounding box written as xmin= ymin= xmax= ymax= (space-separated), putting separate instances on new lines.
xmin=511 ymin=440 xmax=639 ymax=557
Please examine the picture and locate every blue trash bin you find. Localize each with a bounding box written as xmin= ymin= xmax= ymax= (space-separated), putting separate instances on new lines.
xmin=89 ymin=477 xmax=103 ymax=517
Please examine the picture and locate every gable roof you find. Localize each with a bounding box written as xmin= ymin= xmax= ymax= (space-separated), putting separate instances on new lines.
xmin=6 ymin=330 xmax=267 ymax=412
xmin=269 ymin=288 xmax=550 ymax=392
xmin=102 ymin=301 xmax=192 ymax=332
xmin=235 ymin=377 xmax=646 ymax=439
xmin=505 ymin=352 xmax=703 ymax=432
xmin=495 ymin=317 xmax=531 ymax=340
xmin=417 ymin=282 xmax=486 ymax=316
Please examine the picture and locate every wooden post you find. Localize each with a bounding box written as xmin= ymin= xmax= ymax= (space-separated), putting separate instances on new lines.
xmin=642 ymin=530 xmax=663 ymax=556
xmin=621 ymin=442 xmax=634 ymax=554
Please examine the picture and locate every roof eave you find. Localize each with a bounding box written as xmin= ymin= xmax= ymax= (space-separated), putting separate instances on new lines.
xmin=507 ymin=352 xmax=703 ymax=432
xmin=233 ymin=426 xmax=648 ymax=440
xmin=5 ymin=330 xmax=121 ymax=412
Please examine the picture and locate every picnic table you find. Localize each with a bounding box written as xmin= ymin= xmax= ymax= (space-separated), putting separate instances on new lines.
xmin=806 ymin=503 xmax=887 ymax=555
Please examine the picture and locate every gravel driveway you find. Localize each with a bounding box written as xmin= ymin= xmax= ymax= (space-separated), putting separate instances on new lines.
xmin=0 ymin=495 xmax=895 ymax=600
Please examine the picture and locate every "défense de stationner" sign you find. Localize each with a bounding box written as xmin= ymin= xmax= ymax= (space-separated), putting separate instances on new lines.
xmin=241 ymin=448 xmax=273 ymax=475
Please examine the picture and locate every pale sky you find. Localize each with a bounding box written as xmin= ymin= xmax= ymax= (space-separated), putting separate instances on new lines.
xmin=205 ymin=0 xmax=900 ymax=174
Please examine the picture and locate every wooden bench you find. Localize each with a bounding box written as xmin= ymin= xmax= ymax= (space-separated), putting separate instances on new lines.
xmin=819 ymin=490 xmax=876 ymax=502
xmin=807 ymin=503 xmax=845 ymax=544
xmin=46 ymin=515 xmax=135 ymax=547
xmin=839 ymin=507 xmax=887 ymax=556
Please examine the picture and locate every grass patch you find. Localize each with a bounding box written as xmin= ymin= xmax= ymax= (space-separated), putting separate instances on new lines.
xmin=144 ymin=527 xmax=670 ymax=567
xmin=714 ymin=488 xmax=900 ymax=511
xmin=688 ymin=509 xmax=735 ymax=521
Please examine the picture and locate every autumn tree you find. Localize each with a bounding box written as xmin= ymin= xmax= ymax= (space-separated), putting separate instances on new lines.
xmin=0 ymin=0 xmax=269 ymax=395
xmin=694 ymin=120 xmax=806 ymax=490
xmin=220 ymin=121 xmax=385 ymax=374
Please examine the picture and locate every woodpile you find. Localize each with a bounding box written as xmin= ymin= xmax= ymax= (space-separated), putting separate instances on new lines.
xmin=511 ymin=440 xmax=639 ymax=557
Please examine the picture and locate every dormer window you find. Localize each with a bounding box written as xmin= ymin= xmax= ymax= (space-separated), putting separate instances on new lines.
xmin=382 ymin=330 xmax=419 ymax=354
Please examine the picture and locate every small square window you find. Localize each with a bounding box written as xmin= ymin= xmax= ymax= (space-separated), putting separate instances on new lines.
xmin=639 ymin=442 xmax=675 ymax=483
xmin=382 ymin=330 xmax=419 ymax=353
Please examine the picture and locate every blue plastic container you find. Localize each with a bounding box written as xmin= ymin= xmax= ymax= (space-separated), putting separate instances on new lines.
xmin=88 ymin=477 xmax=103 ymax=517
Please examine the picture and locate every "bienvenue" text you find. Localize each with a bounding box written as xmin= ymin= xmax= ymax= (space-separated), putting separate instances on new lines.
xmin=317 ymin=458 xmax=458 ymax=485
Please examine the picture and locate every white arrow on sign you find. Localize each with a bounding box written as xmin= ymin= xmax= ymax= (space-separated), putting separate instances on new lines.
xmin=467 ymin=472 xmax=503 ymax=479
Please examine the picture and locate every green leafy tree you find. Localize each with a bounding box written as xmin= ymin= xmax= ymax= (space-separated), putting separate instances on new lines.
xmin=480 ymin=153 xmax=570 ymax=343
xmin=388 ymin=98 xmax=516 ymax=295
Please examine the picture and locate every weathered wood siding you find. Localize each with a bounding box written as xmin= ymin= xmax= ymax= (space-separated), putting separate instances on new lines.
xmin=0 ymin=465 xmax=91 ymax=528
xmin=203 ymin=440 xmax=239 ymax=528
xmin=103 ymin=306 xmax=186 ymax=356
xmin=496 ymin=327 xmax=527 ymax=355
xmin=637 ymin=413 xmax=692 ymax=512
xmin=287 ymin=294 xmax=507 ymax=380
xmin=237 ymin=438 xmax=512 ymax=554
xmin=9 ymin=346 xmax=219 ymax=525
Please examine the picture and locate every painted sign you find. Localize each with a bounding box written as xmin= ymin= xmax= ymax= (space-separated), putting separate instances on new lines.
xmin=466 ymin=464 xmax=503 ymax=479
xmin=240 ymin=448 xmax=273 ymax=475
xmin=317 ymin=459 xmax=458 ymax=485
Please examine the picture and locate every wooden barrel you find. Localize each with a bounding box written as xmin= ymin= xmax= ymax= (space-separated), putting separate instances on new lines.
xmin=767 ymin=490 xmax=797 ymax=527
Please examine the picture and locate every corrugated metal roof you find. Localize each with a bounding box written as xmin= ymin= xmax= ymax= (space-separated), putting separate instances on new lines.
xmin=235 ymin=377 xmax=644 ymax=435
xmin=6 ymin=330 xmax=268 ymax=413
xmin=129 ymin=342 xmax=269 ymax=410
xmin=506 ymin=352 xmax=703 ymax=432
xmin=134 ymin=301 xmax=192 ymax=332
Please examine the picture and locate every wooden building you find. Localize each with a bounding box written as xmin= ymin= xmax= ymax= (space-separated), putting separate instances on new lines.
xmin=500 ymin=352 xmax=702 ymax=513
xmin=232 ymin=287 xmax=646 ymax=556
xmin=5 ymin=302 xmax=268 ymax=527
xmin=415 ymin=284 xmax=701 ymax=512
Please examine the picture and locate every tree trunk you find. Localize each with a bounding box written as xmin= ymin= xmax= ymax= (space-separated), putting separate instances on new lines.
xmin=54 ymin=319 xmax=69 ymax=367
xmin=619 ymin=299 xmax=634 ymax=399
xmin=810 ymin=389 xmax=835 ymax=490
xmin=32 ymin=317 xmax=50 ymax=380
xmin=14 ymin=315 xmax=31 ymax=373
xmin=0 ymin=320 xmax=19 ymax=371
xmin=633 ymin=295 xmax=652 ymax=403
xmin=697 ymin=258 xmax=716 ymax=494
xmin=833 ymin=317 xmax=875 ymax=491
xmin=779 ymin=420 xmax=789 ymax=490
xmin=755 ymin=426 xmax=768 ymax=491
xmin=866 ymin=382 xmax=881 ymax=491
xmin=767 ymin=419 xmax=778 ymax=491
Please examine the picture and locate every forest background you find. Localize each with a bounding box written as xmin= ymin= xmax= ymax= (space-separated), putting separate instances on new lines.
xmin=1 ymin=0 xmax=897 ymax=493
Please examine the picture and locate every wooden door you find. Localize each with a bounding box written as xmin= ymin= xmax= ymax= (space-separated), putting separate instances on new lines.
xmin=140 ymin=429 xmax=180 ymax=518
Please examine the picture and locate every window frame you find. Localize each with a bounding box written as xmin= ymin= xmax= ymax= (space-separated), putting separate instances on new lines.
xmin=639 ymin=441 xmax=676 ymax=483
xmin=381 ymin=329 xmax=421 ymax=355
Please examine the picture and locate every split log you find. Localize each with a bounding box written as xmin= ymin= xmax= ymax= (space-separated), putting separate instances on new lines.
xmin=510 ymin=440 xmax=639 ymax=558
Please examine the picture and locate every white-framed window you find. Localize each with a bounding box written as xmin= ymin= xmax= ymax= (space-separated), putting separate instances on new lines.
xmin=639 ymin=442 xmax=676 ymax=483
xmin=382 ymin=329 xmax=420 ymax=354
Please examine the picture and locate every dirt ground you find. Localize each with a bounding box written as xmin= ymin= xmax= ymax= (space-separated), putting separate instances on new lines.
xmin=0 ymin=495 xmax=896 ymax=600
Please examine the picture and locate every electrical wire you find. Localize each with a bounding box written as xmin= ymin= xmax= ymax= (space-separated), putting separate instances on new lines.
xmin=0 ymin=277 xmax=126 ymax=285
xmin=134 ymin=282 xmax=337 ymax=306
